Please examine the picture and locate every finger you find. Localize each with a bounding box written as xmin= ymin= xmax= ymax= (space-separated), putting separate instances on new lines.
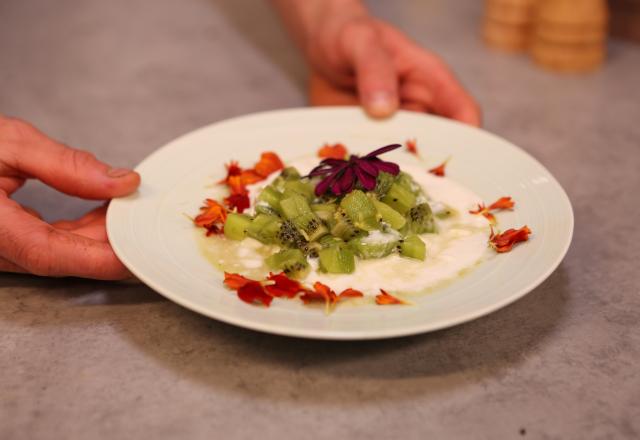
xmin=0 ymin=176 xmax=25 ymax=195
xmin=341 ymin=22 xmax=399 ymax=118
xmin=0 ymin=196 xmax=130 ymax=280
xmin=400 ymin=101 xmax=429 ymax=113
xmin=22 ymin=205 xmax=43 ymax=219
xmin=2 ymin=119 xmax=141 ymax=199
xmin=400 ymin=82 xmax=435 ymax=109
xmin=412 ymin=58 xmax=481 ymax=126
xmin=51 ymin=205 xmax=107 ymax=231
xmin=308 ymin=72 xmax=359 ymax=106
xmin=0 ymin=256 xmax=26 ymax=274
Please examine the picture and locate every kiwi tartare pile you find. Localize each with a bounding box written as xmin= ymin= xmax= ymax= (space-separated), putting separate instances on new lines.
xmin=222 ymin=164 xmax=448 ymax=279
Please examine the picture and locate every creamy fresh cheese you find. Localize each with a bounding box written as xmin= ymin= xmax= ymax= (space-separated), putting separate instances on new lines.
xmin=198 ymin=157 xmax=492 ymax=297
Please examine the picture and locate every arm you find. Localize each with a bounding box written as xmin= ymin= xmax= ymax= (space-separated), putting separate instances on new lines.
xmin=271 ymin=0 xmax=481 ymax=125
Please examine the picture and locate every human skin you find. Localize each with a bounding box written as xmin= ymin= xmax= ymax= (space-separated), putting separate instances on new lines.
xmin=271 ymin=0 xmax=481 ymax=125
xmin=0 ymin=117 xmax=140 ymax=279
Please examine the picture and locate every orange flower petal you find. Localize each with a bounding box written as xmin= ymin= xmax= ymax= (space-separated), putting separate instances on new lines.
xmin=375 ymin=289 xmax=408 ymax=305
xmin=240 ymin=169 xmax=264 ymax=186
xmin=490 ymin=226 xmax=532 ymax=253
xmin=237 ymin=281 xmax=273 ymax=307
xmin=318 ymin=143 xmax=348 ymax=160
xmin=253 ymin=152 xmax=284 ymax=178
xmin=405 ymin=139 xmax=418 ymax=156
xmin=264 ymin=272 xmax=304 ymax=298
xmin=223 ymin=272 xmax=254 ymax=290
xmin=300 ymin=281 xmax=339 ymax=313
xmin=488 ymin=196 xmax=515 ymax=211
xmin=338 ymin=288 xmax=364 ymax=299
xmin=428 ymin=160 xmax=448 ymax=177
xmin=194 ymin=199 xmax=227 ymax=234
xmin=218 ymin=161 xmax=243 ymax=185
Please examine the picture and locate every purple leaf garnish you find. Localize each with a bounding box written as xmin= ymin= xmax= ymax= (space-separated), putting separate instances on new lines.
xmin=307 ymin=143 xmax=402 ymax=196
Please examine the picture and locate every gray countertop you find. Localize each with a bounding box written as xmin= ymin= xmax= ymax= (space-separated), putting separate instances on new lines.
xmin=1 ymin=1 xmax=639 ymax=439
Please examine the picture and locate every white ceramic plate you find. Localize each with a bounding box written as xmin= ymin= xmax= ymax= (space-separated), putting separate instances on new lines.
xmin=107 ymin=107 xmax=573 ymax=340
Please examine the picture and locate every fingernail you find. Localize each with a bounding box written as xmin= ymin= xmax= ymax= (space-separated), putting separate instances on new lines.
xmin=366 ymin=91 xmax=396 ymax=117
xmin=107 ymin=168 xmax=134 ymax=178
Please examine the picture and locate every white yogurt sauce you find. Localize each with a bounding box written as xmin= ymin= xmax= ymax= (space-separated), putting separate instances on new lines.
xmin=199 ymin=157 xmax=492 ymax=297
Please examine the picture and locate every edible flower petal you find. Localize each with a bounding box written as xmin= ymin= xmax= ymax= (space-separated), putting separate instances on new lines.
xmin=406 ymin=139 xmax=418 ymax=156
xmin=224 ymin=193 xmax=251 ymax=213
xmin=264 ymin=272 xmax=304 ymax=298
xmin=489 ymin=226 xmax=532 ymax=253
xmin=470 ymin=196 xmax=515 ymax=225
xmin=253 ymin=152 xmax=284 ymax=177
xmin=300 ymin=282 xmax=338 ymax=313
xmin=237 ymin=281 xmax=273 ymax=307
xmin=194 ymin=199 xmax=227 ymax=235
xmin=318 ymin=143 xmax=348 ymax=160
xmin=428 ymin=159 xmax=448 ymax=177
xmin=338 ymin=288 xmax=364 ymax=299
xmin=223 ymin=272 xmax=254 ymax=290
xmin=218 ymin=161 xmax=243 ymax=185
xmin=375 ymin=289 xmax=408 ymax=305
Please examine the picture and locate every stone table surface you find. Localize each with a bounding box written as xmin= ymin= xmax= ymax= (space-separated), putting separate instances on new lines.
xmin=1 ymin=1 xmax=639 ymax=439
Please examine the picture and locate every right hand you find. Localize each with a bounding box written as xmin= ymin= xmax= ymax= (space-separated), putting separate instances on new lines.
xmin=0 ymin=116 xmax=140 ymax=279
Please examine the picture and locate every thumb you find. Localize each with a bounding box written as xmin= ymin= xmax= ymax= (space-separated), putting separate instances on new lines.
xmin=4 ymin=119 xmax=140 ymax=200
xmin=343 ymin=23 xmax=399 ymax=118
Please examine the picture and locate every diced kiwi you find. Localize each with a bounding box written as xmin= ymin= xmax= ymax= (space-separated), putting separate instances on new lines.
xmin=318 ymin=235 xmax=344 ymax=248
xmin=246 ymin=214 xmax=282 ymax=244
xmin=311 ymin=203 xmax=337 ymax=223
xmin=266 ymin=249 xmax=309 ymax=279
xmin=382 ymin=183 xmax=416 ymax=215
xmin=280 ymin=194 xmax=328 ymax=241
xmin=396 ymin=172 xmax=420 ymax=194
xmin=348 ymin=236 xmax=398 ymax=259
xmin=257 ymin=185 xmax=283 ymax=213
xmin=282 ymin=179 xmax=314 ymax=201
xmin=280 ymin=193 xmax=311 ymax=220
xmin=339 ymin=189 xmax=379 ymax=231
xmin=372 ymin=199 xmax=406 ymax=231
xmin=331 ymin=209 xmax=362 ymax=241
xmin=375 ymin=171 xmax=395 ymax=198
xmin=318 ymin=244 xmax=355 ymax=274
xmin=279 ymin=166 xmax=301 ymax=180
xmin=295 ymin=213 xmax=329 ymax=241
xmin=224 ymin=213 xmax=251 ymax=240
xmin=432 ymin=203 xmax=457 ymax=219
xmin=275 ymin=219 xmax=308 ymax=249
xmin=254 ymin=204 xmax=281 ymax=217
xmin=399 ymin=235 xmax=426 ymax=260
xmin=406 ymin=203 xmax=436 ymax=234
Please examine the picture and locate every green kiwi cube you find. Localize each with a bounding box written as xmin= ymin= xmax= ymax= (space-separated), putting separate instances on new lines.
xmin=382 ymin=183 xmax=416 ymax=215
xmin=265 ymin=248 xmax=309 ymax=279
xmin=339 ymin=189 xmax=380 ymax=231
xmin=399 ymin=235 xmax=426 ymax=260
xmin=318 ymin=244 xmax=355 ymax=274
xmin=372 ymin=199 xmax=406 ymax=230
xmin=223 ymin=213 xmax=251 ymax=240
xmin=406 ymin=203 xmax=436 ymax=234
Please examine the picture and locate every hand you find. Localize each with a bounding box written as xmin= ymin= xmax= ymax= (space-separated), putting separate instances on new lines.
xmin=0 ymin=117 xmax=140 ymax=279
xmin=306 ymin=16 xmax=481 ymax=125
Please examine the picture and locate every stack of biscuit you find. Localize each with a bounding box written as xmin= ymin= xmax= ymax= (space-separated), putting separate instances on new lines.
xmin=531 ymin=0 xmax=609 ymax=72
xmin=483 ymin=0 xmax=537 ymax=52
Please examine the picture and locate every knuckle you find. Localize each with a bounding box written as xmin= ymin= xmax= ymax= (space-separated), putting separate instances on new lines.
xmin=65 ymin=148 xmax=97 ymax=175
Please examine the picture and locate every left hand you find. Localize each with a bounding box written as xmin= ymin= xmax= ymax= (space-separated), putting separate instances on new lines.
xmin=305 ymin=16 xmax=481 ymax=125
